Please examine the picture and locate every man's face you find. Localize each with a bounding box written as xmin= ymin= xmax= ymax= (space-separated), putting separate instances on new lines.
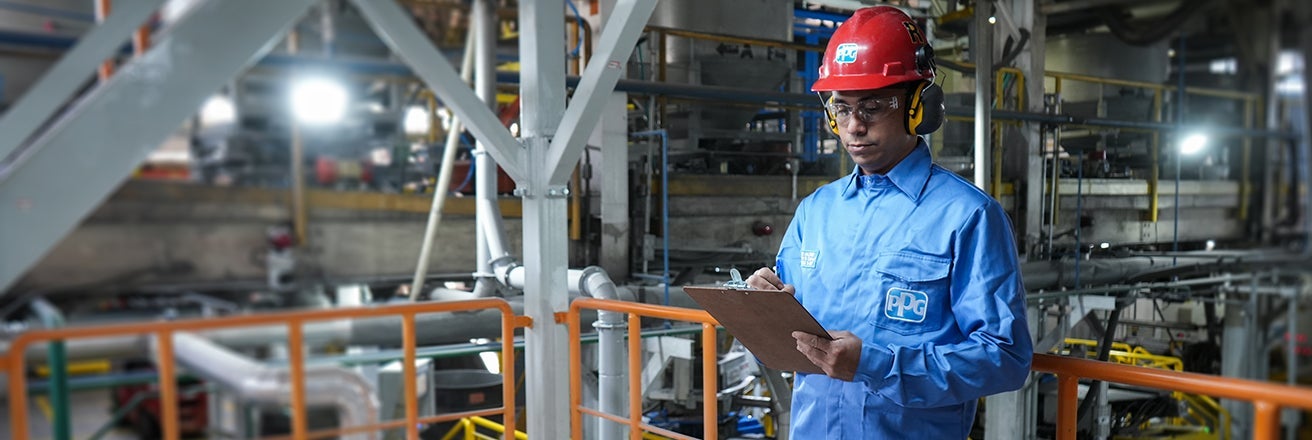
xmin=830 ymin=88 xmax=919 ymax=175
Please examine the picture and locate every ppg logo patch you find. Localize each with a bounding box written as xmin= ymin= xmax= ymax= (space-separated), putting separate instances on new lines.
xmin=833 ymin=43 xmax=858 ymax=64
xmin=800 ymin=250 xmax=818 ymax=269
xmin=885 ymin=288 xmax=928 ymax=323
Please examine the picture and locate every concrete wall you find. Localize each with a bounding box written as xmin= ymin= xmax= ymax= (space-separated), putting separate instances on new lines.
xmin=13 ymin=182 xmax=522 ymax=292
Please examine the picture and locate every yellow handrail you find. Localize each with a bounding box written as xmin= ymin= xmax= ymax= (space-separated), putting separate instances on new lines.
xmin=2 ymin=299 xmax=532 ymax=440
xmin=441 ymin=416 xmax=528 ymax=440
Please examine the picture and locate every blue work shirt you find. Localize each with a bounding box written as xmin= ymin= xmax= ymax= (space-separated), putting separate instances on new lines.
xmin=776 ymin=140 xmax=1032 ymax=439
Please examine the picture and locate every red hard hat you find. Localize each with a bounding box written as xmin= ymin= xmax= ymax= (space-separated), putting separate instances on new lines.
xmin=812 ymin=6 xmax=934 ymax=92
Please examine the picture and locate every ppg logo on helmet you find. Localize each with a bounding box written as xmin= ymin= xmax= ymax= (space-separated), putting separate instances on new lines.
xmin=884 ymin=288 xmax=928 ymax=323
xmin=834 ymin=43 xmax=859 ymax=64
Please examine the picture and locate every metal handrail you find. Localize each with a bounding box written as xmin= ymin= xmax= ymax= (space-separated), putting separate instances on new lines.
xmin=1032 ymin=353 xmax=1312 ymax=439
xmin=2 ymin=298 xmax=532 ymax=440
xmin=567 ymin=298 xmax=721 ymax=440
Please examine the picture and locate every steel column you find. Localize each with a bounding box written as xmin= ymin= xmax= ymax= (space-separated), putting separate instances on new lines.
xmin=518 ymin=0 xmax=571 ymax=438
xmin=0 ymin=0 xmax=319 ymax=294
xmin=591 ymin=0 xmax=634 ymax=301
xmin=472 ymin=0 xmax=505 ymax=299
xmin=545 ymin=0 xmax=658 ymax=184
xmin=350 ymin=0 xmax=524 ymax=182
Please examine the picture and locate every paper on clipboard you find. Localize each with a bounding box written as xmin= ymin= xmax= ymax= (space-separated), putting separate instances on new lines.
xmin=682 ymin=285 xmax=830 ymax=375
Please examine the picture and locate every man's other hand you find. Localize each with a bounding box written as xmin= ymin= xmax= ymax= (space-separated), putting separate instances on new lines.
xmin=745 ymin=267 xmax=795 ymax=295
xmin=792 ymin=330 xmax=862 ymax=381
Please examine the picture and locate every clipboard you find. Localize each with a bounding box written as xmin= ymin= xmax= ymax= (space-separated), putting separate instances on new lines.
xmin=682 ymin=285 xmax=831 ymax=374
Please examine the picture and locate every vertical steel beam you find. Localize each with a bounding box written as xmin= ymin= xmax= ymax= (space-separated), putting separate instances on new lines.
xmin=518 ymin=0 xmax=571 ymax=438
xmin=351 ymin=0 xmax=524 ymax=182
xmin=974 ymin=0 xmax=994 ymax=191
xmin=0 ymin=0 xmax=163 ymax=162
xmin=0 ymin=0 xmax=318 ymax=294
xmin=545 ymin=0 xmax=657 ymax=184
xmin=591 ymin=0 xmax=633 ymax=286
xmin=1021 ymin=0 xmax=1047 ymax=258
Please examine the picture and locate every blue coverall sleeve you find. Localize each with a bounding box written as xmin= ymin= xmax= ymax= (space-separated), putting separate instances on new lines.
xmin=852 ymin=201 xmax=1033 ymax=408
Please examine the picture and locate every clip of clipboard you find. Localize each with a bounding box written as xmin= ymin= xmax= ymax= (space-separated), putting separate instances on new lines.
xmin=682 ymin=285 xmax=831 ymax=375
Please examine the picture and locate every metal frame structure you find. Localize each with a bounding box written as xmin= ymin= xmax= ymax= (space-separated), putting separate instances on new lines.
xmin=0 ymin=0 xmax=319 ymax=293
xmin=0 ymin=0 xmax=659 ymax=436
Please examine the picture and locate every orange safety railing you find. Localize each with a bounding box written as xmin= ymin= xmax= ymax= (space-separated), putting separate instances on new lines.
xmin=3 ymin=298 xmax=532 ymax=440
xmin=1033 ymin=353 xmax=1312 ymax=440
xmin=567 ymin=298 xmax=720 ymax=440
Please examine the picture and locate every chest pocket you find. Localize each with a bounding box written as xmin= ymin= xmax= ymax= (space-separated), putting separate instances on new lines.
xmin=869 ymin=252 xmax=951 ymax=335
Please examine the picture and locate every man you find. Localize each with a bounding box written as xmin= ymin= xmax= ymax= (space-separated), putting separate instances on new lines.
xmin=744 ymin=6 xmax=1032 ymax=439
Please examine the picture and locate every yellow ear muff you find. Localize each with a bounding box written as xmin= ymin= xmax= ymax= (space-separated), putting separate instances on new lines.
xmin=905 ymin=81 xmax=928 ymax=135
xmin=825 ymin=95 xmax=840 ymax=136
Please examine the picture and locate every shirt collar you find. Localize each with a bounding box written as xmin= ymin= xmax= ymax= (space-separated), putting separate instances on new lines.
xmin=840 ymin=138 xmax=932 ymax=201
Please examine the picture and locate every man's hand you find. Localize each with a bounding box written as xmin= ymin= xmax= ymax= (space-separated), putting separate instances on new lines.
xmin=745 ymin=267 xmax=796 ymax=295
xmin=792 ymin=330 xmax=862 ymax=381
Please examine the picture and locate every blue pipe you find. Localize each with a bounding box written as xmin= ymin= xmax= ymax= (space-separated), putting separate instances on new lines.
xmin=631 ymin=130 xmax=670 ymax=307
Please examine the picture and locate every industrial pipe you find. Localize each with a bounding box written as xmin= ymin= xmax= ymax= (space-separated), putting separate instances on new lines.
xmin=160 ymin=332 xmax=378 ymax=440
xmin=7 ymin=299 xmax=526 ymax=365
xmin=29 ymin=298 xmax=70 ymax=440
xmin=974 ymin=0 xmax=993 ymax=191
xmin=411 ymin=29 xmax=477 ymax=300
xmin=471 ymin=0 xmax=503 ymax=299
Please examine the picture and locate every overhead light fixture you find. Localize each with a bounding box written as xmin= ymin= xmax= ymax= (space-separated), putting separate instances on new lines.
xmin=199 ymin=94 xmax=235 ymax=127
xmin=1180 ymin=133 xmax=1207 ymax=156
xmin=291 ymin=77 xmax=348 ymax=124
xmin=987 ymin=16 xmax=996 ymax=24
xmin=403 ymin=105 xmax=431 ymax=136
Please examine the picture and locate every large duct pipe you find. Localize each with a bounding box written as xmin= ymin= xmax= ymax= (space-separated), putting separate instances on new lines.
xmin=160 ymin=332 xmax=378 ymax=440
xmin=7 ymin=298 xmax=526 ymax=364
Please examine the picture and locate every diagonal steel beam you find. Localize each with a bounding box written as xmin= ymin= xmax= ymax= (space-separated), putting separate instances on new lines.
xmin=0 ymin=0 xmax=163 ymax=162
xmin=545 ymin=0 xmax=656 ymax=184
xmin=350 ymin=0 xmax=524 ymax=182
xmin=0 ymin=0 xmax=318 ymax=294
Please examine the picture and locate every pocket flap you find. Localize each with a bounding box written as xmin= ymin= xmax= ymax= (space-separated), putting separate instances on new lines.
xmin=874 ymin=252 xmax=950 ymax=282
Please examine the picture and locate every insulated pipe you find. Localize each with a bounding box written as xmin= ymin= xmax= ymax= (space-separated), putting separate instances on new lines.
xmin=974 ymin=0 xmax=994 ymax=191
xmin=411 ymin=32 xmax=476 ymax=300
xmin=574 ymin=265 xmax=631 ymax=440
xmin=161 ymin=332 xmax=378 ymax=440
xmin=8 ymin=299 xmax=525 ymax=364
xmin=471 ymin=0 xmax=502 ymax=299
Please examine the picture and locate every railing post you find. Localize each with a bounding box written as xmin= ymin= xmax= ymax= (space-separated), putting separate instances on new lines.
xmin=155 ymin=330 xmax=179 ymax=440
xmin=1254 ymin=401 xmax=1279 ymax=439
xmin=403 ymin=314 xmax=420 ymax=440
xmin=702 ymin=324 xmax=718 ymax=440
xmin=502 ymin=309 xmax=518 ymax=439
xmin=1057 ymin=374 xmax=1078 ymax=440
xmin=288 ymin=320 xmax=307 ymax=440
xmin=629 ymin=313 xmax=643 ymax=440
xmin=569 ymin=305 xmax=585 ymax=440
